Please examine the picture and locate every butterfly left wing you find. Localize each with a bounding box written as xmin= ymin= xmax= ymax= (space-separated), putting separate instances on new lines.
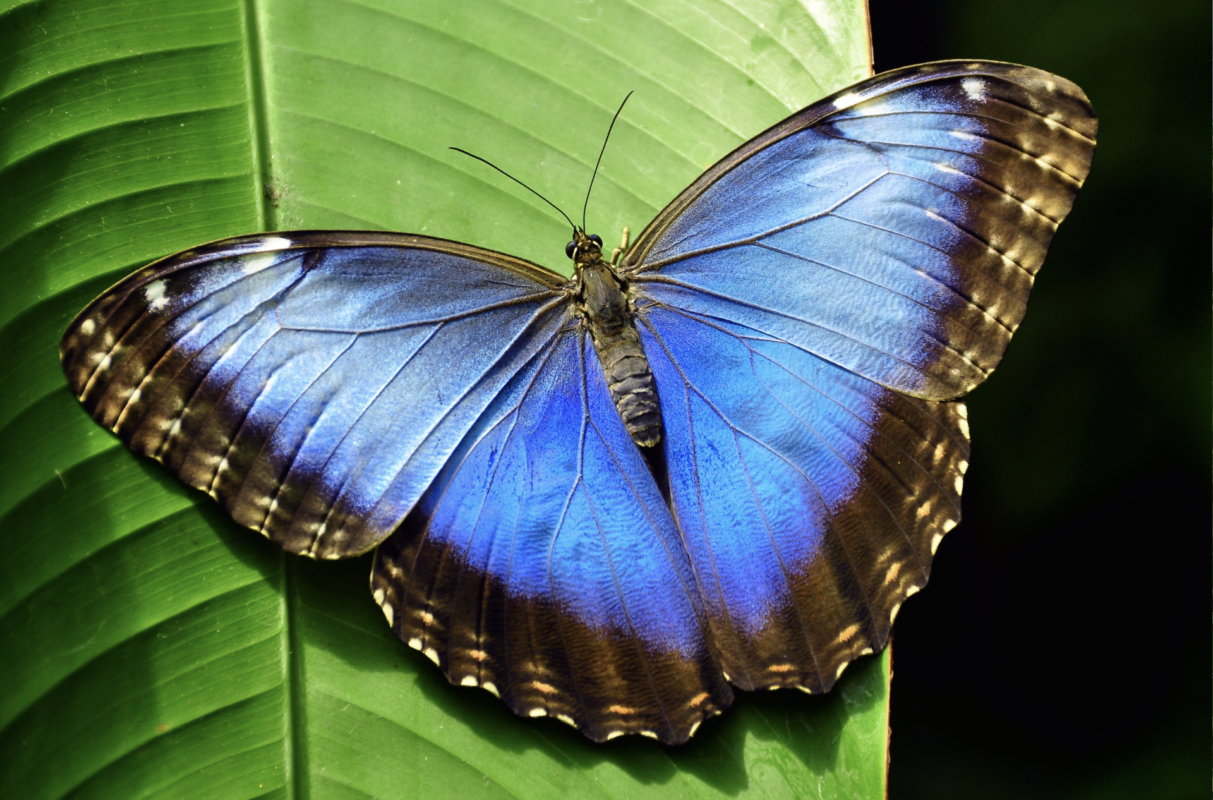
xmin=622 ymin=61 xmax=1096 ymax=692
xmin=60 ymin=232 xmax=568 ymax=558
xmin=371 ymin=328 xmax=732 ymax=743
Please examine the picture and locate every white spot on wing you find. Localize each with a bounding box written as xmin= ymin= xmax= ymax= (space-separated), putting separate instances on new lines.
xmin=381 ymin=603 xmax=394 ymax=627
xmin=144 ymin=280 xmax=169 ymax=311
xmin=961 ymin=78 xmax=986 ymax=100
xmin=372 ymin=588 xmax=385 ymax=605
xmin=80 ymin=319 xmax=96 ymax=336
xmin=423 ymin=648 xmax=440 ymax=666
xmin=460 ymin=676 xmax=478 ymax=687
xmin=253 ymin=236 xmax=292 ymax=252
xmin=482 ymin=682 xmax=499 ymax=697
xmin=833 ymin=91 xmax=863 ymax=110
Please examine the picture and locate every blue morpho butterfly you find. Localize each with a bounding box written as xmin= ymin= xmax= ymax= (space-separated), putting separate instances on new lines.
xmin=61 ymin=61 xmax=1096 ymax=743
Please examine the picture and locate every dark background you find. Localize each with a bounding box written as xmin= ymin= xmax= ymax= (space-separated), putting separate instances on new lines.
xmin=867 ymin=1 xmax=1210 ymax=797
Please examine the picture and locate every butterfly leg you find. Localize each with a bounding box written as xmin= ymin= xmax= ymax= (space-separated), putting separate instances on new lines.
xmin=610 ymin=226 xmax=630 ymax=266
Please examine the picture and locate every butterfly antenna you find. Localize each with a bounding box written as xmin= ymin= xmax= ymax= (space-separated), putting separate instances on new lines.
xmin=449 ymin=147 xmax=576 ymax=232
xmin=582 ymin=92 xmax=633 ymax=231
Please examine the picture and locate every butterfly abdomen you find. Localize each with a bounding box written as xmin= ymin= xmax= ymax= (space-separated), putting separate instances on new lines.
xmin=577 ymin=260 xmax=662 ymax=447
xmin=592 ymin=325 xmax=662 ymax=447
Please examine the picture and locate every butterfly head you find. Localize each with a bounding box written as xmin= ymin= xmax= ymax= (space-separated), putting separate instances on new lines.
xmin=566 ymin=229 xmax=605 ymax=268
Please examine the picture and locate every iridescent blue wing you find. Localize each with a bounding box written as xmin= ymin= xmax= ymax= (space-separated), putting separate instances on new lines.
xmin=371 ymin=329 xmax=731 ymax=743
xmin=624 ymin=61 xmax=1096 ymax=691
xmin=637 ymin=305 xmax=968 ymax=692
xmin=625 ymin=61 xmax=1097 ymax=400
xmin=60 ymin=232 xmax=568 ymax=558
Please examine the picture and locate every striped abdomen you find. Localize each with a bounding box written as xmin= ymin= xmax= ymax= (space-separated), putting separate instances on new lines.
xmin=577 ymin=260 xmax=662 ymax=447
xmin=591 ymin=324 xmax=661 ymax=447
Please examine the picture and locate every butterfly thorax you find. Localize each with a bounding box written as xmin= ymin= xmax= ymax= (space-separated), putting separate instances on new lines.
xmin=569 ymin=231 xmax=662 ymax=448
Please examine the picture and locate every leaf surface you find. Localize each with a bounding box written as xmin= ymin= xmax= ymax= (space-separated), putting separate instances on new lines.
xmin=0 ymin=0 xmax=886 ymax=796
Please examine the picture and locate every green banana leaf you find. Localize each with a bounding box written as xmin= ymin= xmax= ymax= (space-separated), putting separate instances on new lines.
xmin=0 ymin=0 xmax=892 ymax=796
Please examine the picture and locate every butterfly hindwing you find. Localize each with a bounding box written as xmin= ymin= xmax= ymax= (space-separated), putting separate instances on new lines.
xmin=637 ymin=302 xmax=968 ymax=691
xmin=372 ymin=328 xmax=732 ymax=743
xmin=60 ymin=232 xmax=567 ymax=558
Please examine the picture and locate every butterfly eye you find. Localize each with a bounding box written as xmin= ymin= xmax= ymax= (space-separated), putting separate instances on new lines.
xmin=589 ymin=234 xmax=603 ymax=247
xmin=565 ymin=241 xmax=577 ymax=259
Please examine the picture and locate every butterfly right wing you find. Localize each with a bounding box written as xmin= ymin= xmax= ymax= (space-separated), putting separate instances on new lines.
xmin=617 ymin=62 xmax=1095 ymax=693
xmin=624 ymin=61 xmax=1097 ymax=401
xmin=60 ymin=231 xmax=568 ymax=559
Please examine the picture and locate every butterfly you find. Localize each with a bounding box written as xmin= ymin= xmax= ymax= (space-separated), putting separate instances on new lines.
xmin=60 ymin=60 xmax=1096 ymax=744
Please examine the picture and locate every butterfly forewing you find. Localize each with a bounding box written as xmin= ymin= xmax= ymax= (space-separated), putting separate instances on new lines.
xmin=626 ymin=60 xmax=1097 ymax=401
xmin=61 ymin=232 xmax=567 ymax=559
